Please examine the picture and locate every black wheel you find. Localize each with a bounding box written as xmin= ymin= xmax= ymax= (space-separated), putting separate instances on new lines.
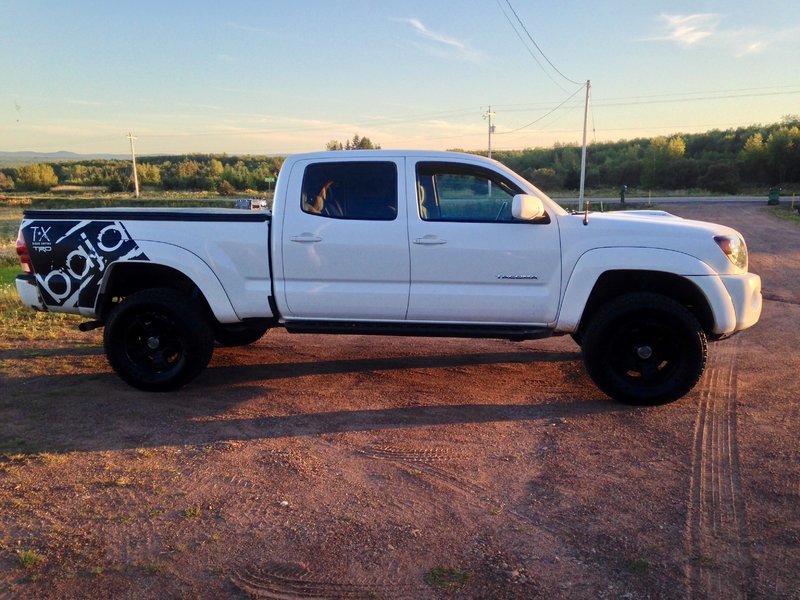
xmin=582 ymin=292 xmax=707 ymax=405
xmin=104 ymin=288 xmax=214 ymax=391
xmin=214 ymin=322 xmax=270 ymax=347
xmin=570 ymin=332 xmax=583 ymax=347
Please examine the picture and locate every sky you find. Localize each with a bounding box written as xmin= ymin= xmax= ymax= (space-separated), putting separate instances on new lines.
xmin=1 ymin=0 xmax=799 ymax=156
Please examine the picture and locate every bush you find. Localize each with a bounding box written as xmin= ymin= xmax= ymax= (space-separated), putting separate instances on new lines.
xmin=14 ymin=164 xmax=58 ymax=191
xmin=217 ymin=180 xmax=235 ymax=195
xmin=698 ymin=163 xmax=741 ymax=194
xmin=0 ymin=172 xmax=14 ymax=191
xmin=526 ymin=167 xmax=561 ymax=190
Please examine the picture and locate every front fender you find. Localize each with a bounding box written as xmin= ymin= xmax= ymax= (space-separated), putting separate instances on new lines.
xmin=99 ymin=241 xmax=239 ymax=323
xmin=556 ymin=247 xmax=736 ymax=334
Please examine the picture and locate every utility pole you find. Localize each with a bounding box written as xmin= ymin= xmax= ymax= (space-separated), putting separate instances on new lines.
xmin=127 ymin=132 xmax=140 ymax=198
xmin=578 ymin=80 xmax=591 ymax=213
xmin=483 ymin=106 xmax=496 ymax=159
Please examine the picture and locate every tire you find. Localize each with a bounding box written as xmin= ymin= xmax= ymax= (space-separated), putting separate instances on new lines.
xmin=581 ymin=292 xmax=707 ymax=405
xmin=104 ymin=288 xmax=214 ymax=392
xmin=214 ymin=323 xmax=270 ymax=347
xmin=570 ymin=332 xmax=583 ymax=347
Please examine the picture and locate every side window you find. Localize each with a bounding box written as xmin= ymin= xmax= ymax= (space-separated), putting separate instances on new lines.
xmin=301 ymin=161 xmax=397 ymax=220
xmin=416 ymin=162 xmax=523 ymax=223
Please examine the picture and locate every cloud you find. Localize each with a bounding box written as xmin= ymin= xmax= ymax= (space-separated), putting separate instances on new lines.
xmin=227 ymin=22 xmax=272 ymax=35
xmin=401 ymin=18 xmax=482 ymax=61
xmin=656 ymin=14 xmax=721 ymax=47
xmin=735 ymin=41 xmax=766 ymax=58
xmin=646 ymin=14 xmax=800 ymax=58
xmin=65 ymin=98 xmax=103 ymax=107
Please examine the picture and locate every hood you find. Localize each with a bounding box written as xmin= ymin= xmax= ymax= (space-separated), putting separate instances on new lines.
xmin=557 ymin=208 xmax=746 ymax=274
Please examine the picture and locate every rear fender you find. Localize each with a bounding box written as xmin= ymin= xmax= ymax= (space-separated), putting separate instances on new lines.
xmin=99 ymin=241 xmax=239 ymax=323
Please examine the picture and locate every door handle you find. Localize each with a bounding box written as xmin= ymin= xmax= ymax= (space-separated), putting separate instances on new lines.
xmin=413 ymin=235 xmax=447 ymax=245
xmin=290 ymin=234 xmax=322 ymax=243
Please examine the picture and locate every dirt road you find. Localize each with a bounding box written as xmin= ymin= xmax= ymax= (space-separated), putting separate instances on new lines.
xmin=0 ymin=203 xmax=797 ymax=599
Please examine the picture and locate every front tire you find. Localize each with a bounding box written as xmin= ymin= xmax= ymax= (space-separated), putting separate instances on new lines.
xmin=582 ymin=292 xmax=707 ymax=405
xmin=104 ymin=288 xmax=214 ymax=391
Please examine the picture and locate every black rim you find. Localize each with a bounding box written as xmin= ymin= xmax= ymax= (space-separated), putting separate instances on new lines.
xmin=605 ymin=316 xmax=683 ymax=387
xmin=122 ymin=310 xmax=185 ymax=374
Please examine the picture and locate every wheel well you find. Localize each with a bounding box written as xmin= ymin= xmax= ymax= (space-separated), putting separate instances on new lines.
xmin=96 ymin=263 xmax=213 ymax=321
xmin=578 ymin=270 xmax=714 ymax=335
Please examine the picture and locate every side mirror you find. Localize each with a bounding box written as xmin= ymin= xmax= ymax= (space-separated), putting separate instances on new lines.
xmin=512 ymin=194 xmax=545 ymax=220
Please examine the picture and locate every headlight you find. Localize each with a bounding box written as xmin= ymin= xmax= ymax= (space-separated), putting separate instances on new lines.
xmin=714 ymin=235 xmax=748 ymax=270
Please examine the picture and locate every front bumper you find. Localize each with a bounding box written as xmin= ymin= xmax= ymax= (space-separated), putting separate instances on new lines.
xmin=16 ymin=274 xmax=46 ymax=311
xmin=686 ymin=272 xmax=762 ymax=335
xmin=720 ymin=272 xmax=762 ymax=332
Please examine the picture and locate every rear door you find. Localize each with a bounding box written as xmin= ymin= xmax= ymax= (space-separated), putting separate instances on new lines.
xmin=279 ymin=157 xmax=410 ymax=320
xmin=406 ymin=159 xmax=561 ymax=324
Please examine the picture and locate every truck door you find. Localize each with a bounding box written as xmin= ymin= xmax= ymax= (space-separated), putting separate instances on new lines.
xmin=279 ymin=158 xmax=410 ymax=320
xmin=406 ymin=160 xmax=561 ymax=324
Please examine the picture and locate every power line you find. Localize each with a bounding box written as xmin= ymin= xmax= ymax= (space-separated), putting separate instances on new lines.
xmin=495 ymin=85 xmax=585 ymax=134
xmin=501 ymin=0 xmax=582 ymax=86
xmin=591 ymin=89 xmax=800 ymax=108
xmin=499 ymin=88 xmax=800 ymax=115
xmin=490 ymin=84 xmax=800 ymax=112
xmin=494 ymin=0 xmax=567 ymax=91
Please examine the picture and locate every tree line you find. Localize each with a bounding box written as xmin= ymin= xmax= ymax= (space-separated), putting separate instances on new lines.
xmin=0 ymin=155 xmax=284 ymax=194
xmin=0 ymin=119 xmax=797 ymax=194
xmin=483 ymin=116 xmax=799 ymax=194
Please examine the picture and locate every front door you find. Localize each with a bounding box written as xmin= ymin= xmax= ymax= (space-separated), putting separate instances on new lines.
xmin=406 ymin=160 xmax=561 ymax=324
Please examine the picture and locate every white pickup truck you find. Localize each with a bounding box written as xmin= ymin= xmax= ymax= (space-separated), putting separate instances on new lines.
xmin=15 ymin=150 xmax=762 ymax=404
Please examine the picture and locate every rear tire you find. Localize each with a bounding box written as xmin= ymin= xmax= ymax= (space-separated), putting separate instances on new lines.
xmin=104 ymin=288 xmax=214 ymax=391
xmin=582 ymin=292 xmax=707 ymax=405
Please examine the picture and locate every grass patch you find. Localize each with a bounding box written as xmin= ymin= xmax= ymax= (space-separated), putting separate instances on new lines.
xmin=182 ymin=506 xmax=202 ymax=518
xmin=0 ymin=206 xmax=22 ymax=268
xmin=0 ymin=283 xmax=82 ymax=341
xmin=627 ymin=558 xmax=651 ymax=574
xmin=0 ymin=265 xmax=17 ymax=286
xmin=765 ymin=203 xmax=800 ymax=225
xmin=144 ymin=561 xmax=165 ymax=574
xmin=424 ymin=566 xmax=472 ymax=592
xmin=17 ymin=549 xmax=45 ymax=569
xmin=109 ymin=476 xmax=133 ymax=487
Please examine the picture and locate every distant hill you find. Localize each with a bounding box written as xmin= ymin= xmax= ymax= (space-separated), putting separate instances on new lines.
xmin=0 ymin=150 xmax=129 ymax=165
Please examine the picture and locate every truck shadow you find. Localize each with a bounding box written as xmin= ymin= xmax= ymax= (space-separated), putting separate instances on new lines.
xmin=203 ymin=348 xmax=582 ymax=385
xmin=1 ymin=349 xmax=617 ymax=456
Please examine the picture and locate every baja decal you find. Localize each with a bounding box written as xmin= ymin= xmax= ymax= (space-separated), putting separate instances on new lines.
xmin=23 ymin=220 xmax=148 ymax=308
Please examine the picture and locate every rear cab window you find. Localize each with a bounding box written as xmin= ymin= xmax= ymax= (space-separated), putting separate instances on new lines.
xmin=301 ymin=161 xmax=398 ymax=220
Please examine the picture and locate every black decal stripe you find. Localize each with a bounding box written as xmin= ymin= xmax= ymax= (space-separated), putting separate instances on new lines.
xmin=24 ymin=209 xmax=270 ymax=223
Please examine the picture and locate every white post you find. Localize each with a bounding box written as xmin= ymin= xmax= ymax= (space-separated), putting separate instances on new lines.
xmin=578 ymin=80 xmax=590 ymax=212
xmin=486 ymin=106 xmax=495 ymax=159
xmin=127 ymin=132 xmax=140 ymax=198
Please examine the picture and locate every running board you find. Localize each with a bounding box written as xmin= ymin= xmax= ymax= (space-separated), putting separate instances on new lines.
xmin=283 ymin=320 xmax=553 ymax=341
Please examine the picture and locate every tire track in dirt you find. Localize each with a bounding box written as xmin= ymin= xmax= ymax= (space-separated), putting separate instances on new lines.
xmin=231 ymin=561 xmax=423 ymax=599
xmin=752 ymin=401 xmax=800 ymax=598
xmin=684 ymin=337 xmax=755 ymax=598
xmin=358 ymin=444 xmax=500 ymax=512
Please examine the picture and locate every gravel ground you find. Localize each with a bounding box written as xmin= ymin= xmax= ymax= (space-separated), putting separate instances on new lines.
xmin=0 ymin=202 xmax=797 ymax=599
